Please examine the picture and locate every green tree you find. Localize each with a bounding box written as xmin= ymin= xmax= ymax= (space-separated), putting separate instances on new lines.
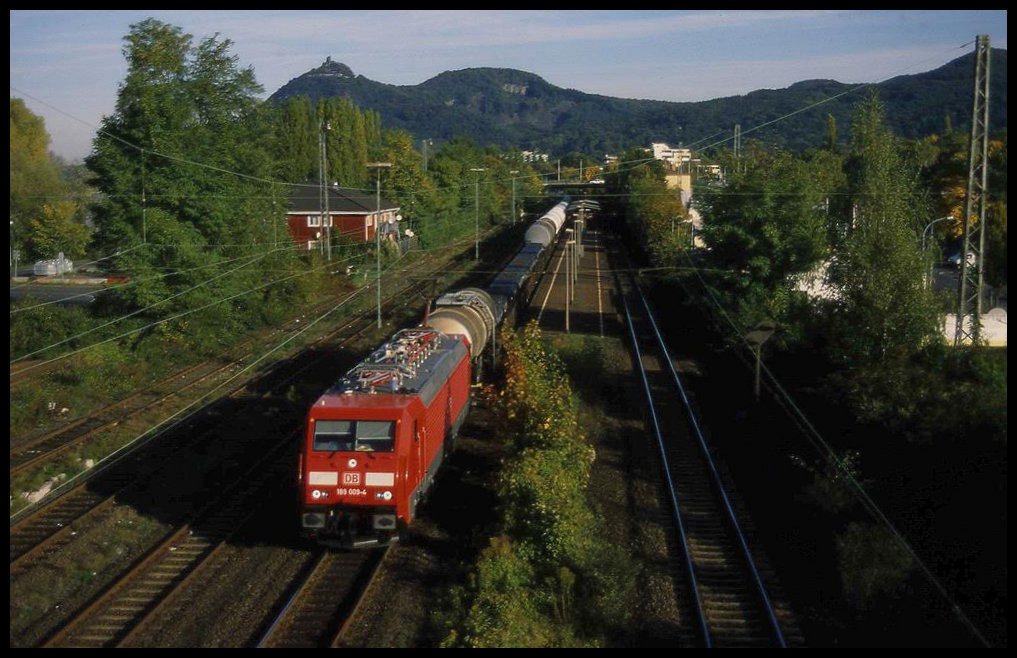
xmin=837 ymin=522 xmax=914 ymax=608
xmin=698 ymin=145 xmax=834 ymax=334
xmin=984 ymin=134 xmax=1007 ymax=296
xmin=87 ymin=19 xmax=301 ymax=339
xmin=26 ymin=201 xmax=89 ymax=260
xmin=826 ymin=113 xmax=838 ymax=152
xmin=379 ymin=129 xmax=434 ymax=235
xmin=10 ymin=98 xmax=69 ymax=259
xmin=271 ymin=96 xmax=317 ymax=182
xmin=826 ymin=95 xmax=940 ymax=365
xmin=90 ymin=20 xmax=276 ymax=252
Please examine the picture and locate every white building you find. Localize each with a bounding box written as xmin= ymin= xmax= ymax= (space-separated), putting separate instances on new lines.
xmin=651 ymin=142 xmax=692 ymax=171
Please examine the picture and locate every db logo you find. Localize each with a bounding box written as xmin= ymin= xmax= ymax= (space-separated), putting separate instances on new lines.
xmin=342 ymin=472 xmax=361 ymax=485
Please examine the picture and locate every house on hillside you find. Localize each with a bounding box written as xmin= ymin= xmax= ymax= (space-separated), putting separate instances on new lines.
xmin=287 ymin=184 xmax=401 ymax=250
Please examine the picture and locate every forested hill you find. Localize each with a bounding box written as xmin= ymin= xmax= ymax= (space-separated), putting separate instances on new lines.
xmin=269 ymin=50 xmax=1007 ymax=154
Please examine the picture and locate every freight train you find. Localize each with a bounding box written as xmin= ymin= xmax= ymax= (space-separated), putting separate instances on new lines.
xmin=300 ymin=200 xmax=570 ymax=547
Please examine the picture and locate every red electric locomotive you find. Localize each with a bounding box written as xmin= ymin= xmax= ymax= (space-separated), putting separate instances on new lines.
xmin=300 ymin=327 xmax=473 ymax=547
xmin=300 ymin=201 xmax=567 ymax=548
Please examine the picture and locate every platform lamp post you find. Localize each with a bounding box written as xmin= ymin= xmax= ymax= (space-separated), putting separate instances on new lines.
xmin=367 ymin=162 xmax=392 ymax=329
xmin=469 ymin=168 xmax=486 ymax=260
xmin=575 ymin=212 xmax=585 ymax=259
xmin=565 ymin=228 xmax=574 ymax=332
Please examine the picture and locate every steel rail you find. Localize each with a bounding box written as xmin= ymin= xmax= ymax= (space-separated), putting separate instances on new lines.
xmin=635 ymin=282 xmax=787 ymax=648
xmin=620 ymin=284 xmax=713 ymax=647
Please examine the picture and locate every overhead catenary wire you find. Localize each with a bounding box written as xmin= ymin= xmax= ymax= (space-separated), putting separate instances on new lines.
xmin=690 ymin=41 xmax=975 ymax=153
xmin=11 ymin=261 xmax=388 ymax=520
xmin=10 ymin=85 xmax=349 ymax=194
xmin=10 ymin=221 xmax=491 ymax=376
xmin=670 ymin=248 xmax=991 ymax=648
xmin=12 ymin=38 xmax=976 ymax=212
xmin=8 ymin=250 xmax=361 ymax=376
xmin=11 ymin=246 xmax=293 ymax=365
xmin=9 ymin=243 xmax=329 ymax=315
xmin=8 ymin=242 xmax=151 ymax=291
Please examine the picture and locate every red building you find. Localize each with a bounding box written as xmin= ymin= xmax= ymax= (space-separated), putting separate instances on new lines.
xmin=287 ymin=184 xmax=401 ymax=250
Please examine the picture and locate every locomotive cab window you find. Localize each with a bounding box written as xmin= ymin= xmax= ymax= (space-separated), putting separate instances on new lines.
xmin=313 ymin=420 xmax=394 ymax=453
xmin=313 ymin=420 xmax=355 ymax=452
xmin=354 ymin=420 xmax=395 ymax=452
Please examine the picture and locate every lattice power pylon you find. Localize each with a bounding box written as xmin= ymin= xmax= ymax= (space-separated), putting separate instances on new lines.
xmin=955 ymin=35 xmax=991 ymax=346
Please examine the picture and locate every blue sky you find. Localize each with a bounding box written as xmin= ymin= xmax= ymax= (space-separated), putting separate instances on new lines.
xmin=9 ymin=10 xmax=1008 ymax=160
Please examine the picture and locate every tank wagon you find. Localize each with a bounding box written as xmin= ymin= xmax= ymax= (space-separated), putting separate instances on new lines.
xmin=300 ymin=200 xmax=571 ymax=547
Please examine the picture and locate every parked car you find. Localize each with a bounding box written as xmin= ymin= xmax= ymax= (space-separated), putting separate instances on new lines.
xmin=944 ymin=250 xmax=977 ymax=268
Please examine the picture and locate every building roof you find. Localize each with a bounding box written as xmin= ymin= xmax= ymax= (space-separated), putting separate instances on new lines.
xmin=287 ymin=183 xmax=399 ymax=215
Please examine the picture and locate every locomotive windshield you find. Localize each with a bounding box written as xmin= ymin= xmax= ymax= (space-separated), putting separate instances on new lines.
xmin=313 ymin=420 xmax=394 ymax=452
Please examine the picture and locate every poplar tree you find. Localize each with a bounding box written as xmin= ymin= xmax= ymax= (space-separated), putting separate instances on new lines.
xmin=827 ymin=95 xmax=939 ymax=364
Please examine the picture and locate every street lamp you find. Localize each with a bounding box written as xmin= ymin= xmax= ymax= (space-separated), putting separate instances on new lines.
xmin=367 ymin=162 xmax=392 ymax=329
xmin=922 ymin=215 xmax=953 ymax=290
xmin=469 ymin=167 xmax=486 ymax=261
xmin=922 ymin=215 xmax=953 ymax=252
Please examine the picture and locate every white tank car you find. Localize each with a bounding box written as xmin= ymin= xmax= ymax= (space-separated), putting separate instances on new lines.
xmin=522 ymin=201 xmax=568 ymax=247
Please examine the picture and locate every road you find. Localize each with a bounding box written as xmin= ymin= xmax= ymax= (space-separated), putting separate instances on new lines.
xmin=10 ymin=280 xmax=105 ymax=306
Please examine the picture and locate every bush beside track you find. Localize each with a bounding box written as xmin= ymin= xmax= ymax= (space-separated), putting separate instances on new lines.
xmin=438 ymin=322 xmax=634 ymax=648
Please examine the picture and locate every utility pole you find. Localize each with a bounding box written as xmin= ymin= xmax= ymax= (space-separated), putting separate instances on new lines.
xmin=746 ymin=322 xmax=775 ymax=401
xmin=319 ymin=121 xmax=331 ymax=259
xmin=367 ymin=162 xmax=392 ymax=329
xmin=510 ymin=170 xmax=519 ymax=225
xmin=422 ymin=138 xmax=432 ymax=172
xmin=140 ymin=149 xmax=147 ymax=244
xmin=469 ymin=167 xmax=486 ymax=261
xmin=733 ymin=124 xmax=742 ymax=161
xmin=955 ymin=34 xmax=991 ymax=346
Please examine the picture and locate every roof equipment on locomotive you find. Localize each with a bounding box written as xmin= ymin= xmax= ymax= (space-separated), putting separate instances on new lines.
xmin=300 ymin=199 xmax=575 ymax=548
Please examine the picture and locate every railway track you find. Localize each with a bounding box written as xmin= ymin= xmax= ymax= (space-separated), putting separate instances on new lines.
xmin=257 ymin=549 xmax=387 ymax=648
xmin=9 ymin=375 xmax=287 ymax=574
xmin=11 ymin=234 xmax=508 ymax=646
xmin=10 ymin=244 xmax=451 ymax=518
xmin=9 ymin=278 xmax=365 ymax=475
xmin=616 ymin=248 xmax=800 ymax=648
xmin=42 ymin=436 xmax=295 ymax=647
xmin=10 ymin=360 xmax=237 ymax=479
xmin=10 ymin=285 xmax=413 ymax=572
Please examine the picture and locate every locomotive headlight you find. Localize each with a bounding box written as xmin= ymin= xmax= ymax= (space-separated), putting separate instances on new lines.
xmin=347 ymin=458 xmax=358 ymax=468
xmin=374 ymin=490 xmax=393 ymax=501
